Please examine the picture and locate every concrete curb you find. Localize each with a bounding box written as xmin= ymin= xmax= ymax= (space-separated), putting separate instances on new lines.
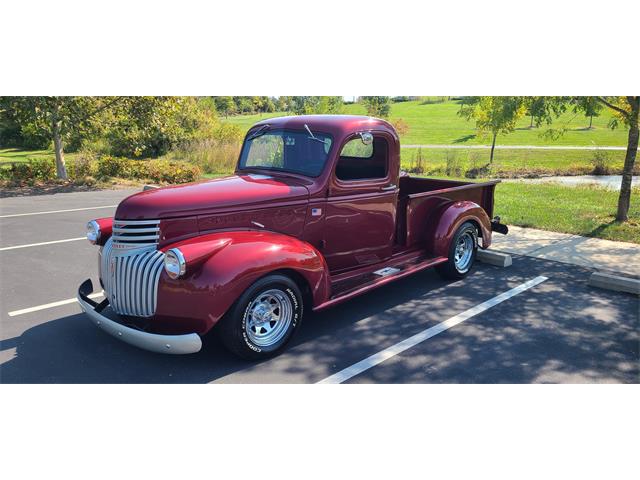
xmin=477 ymin=250 xmax=512 ymax=267
xmin=588 ymin=272 xmax=640 ymax=295
xmin=143 ymin=185 xmax=159 ymax=191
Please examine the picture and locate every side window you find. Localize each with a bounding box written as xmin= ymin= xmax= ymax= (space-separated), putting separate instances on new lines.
xmin=340 ymin=138 xmax=373 ymax=158
xmin=336 ymin=136 xmax=388 ymax=181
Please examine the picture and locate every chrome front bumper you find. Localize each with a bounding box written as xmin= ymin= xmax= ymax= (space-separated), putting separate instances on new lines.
xmin=77 ymin=279 xmax=202 ymax=355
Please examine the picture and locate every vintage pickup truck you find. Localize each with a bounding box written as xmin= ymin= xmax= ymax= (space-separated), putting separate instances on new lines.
xmin=78 ymin=115 xmax=508 ymax=359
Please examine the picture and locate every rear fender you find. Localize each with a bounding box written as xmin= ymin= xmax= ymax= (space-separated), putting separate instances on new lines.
xmin=155 ymin=231 xmax=330 ymax=334
xmin=427 ymin=201 xmax=492 ymax=258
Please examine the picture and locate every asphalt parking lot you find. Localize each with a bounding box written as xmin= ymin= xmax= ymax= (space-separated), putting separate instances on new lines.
xmin=0 ymin=188 xmax=638 ymax=383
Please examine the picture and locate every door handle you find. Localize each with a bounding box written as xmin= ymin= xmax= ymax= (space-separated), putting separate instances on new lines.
xmin=380 ymin=184 xmax=397 ymax=191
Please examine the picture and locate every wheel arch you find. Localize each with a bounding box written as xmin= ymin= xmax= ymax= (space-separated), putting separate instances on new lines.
xmin=427 ymin=201 xmax=492 ymax=258
xmin=155 ymin=230 xmax=331 ymax=335
xmin=269 ymin=268 xmax=315 ymax=315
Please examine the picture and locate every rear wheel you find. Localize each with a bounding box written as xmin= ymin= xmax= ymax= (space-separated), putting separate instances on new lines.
xmin=218 ymin=274 xmax=303 ymax=360
xmin=436 ymin=222 xmax=478 ymax=280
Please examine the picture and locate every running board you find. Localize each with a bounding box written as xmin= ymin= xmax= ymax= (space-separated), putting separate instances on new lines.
xmin=314 ymin=255 xmax=448 ymax=312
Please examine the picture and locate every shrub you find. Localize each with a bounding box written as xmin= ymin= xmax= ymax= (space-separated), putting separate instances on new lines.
xmin=591 ymin=149 xmax=611 ymax=175
xmin=67 ymin=151 xmax=97 ymax=180
xmin=146 ymin=160 xmax=201 ymax=183
xmin=165 ymin=139 xmax=241 ymax=175
xmin=95 ymin=155 xmax=200 ymax=184
xmin=408 ymin=148 xmax=425 ymax=174
xmin=7 ymin=158 xmax=57 ymax=183
xmin=445 ymin=151 xmax=462 ymax=177
xmin=96 ymin=155 xmax=130 ymax=178
xmin=390 ymin=118 xmax=410 ymax=136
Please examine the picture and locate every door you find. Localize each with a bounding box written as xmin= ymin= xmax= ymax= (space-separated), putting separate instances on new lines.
xmin=322 ymin=134 xmax=398 ymax=272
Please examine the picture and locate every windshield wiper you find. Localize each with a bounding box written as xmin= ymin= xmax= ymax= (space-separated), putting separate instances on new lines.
xmin=304 ymin=124 xmax=329 ymax=145
xmin=247 ymin=124 xmax=270 ymax=141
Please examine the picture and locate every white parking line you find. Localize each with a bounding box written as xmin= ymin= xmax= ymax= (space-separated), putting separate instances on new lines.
xmin=8 ymin=292 xmax=104 ymax=317
xmin=0 ymin=205 xmax=117 ymax=219
xmin=317 ymin=275 xmax=549 ymax=384
xmin=0 ymin=237 xmax=86 ymax=251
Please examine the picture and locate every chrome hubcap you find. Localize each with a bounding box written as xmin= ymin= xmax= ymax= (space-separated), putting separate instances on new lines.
xmin=454 ymin=232 xmax=474 ymax=272
xmin=246 ymin=289 xmax=293 ymax=347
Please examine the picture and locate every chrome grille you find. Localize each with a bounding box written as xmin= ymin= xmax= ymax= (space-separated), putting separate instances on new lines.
xmin=112 ymin=219 xmax=160 ymax=249
xmin=100 ymin=237 xmax=165 ymax=317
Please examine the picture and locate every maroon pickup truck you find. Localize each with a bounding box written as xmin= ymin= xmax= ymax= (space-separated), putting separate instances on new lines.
xmin=78 ymin=115 xmax=507 ymax=359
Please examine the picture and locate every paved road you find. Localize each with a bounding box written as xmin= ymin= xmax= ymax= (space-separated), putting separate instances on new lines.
xmin=402 ymin=144 xmax=635 ymax=150
xmin=1 ymin=189 xmax=638 ymax=383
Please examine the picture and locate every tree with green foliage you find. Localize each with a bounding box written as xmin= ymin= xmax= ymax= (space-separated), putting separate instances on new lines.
xmin=458 ymin=96 xmax=526 ymax=164
xmin=361 ymin=96 xmax=391 ymax=118
xmin=595 ymin=96 xmax=639 ymax=221
xmin=289 ymin=96 xmax=343 ymax=115
xmin=262 ymin=97 xmax=276 ymax=113
xmin=540 ymin=96 xmax=638 ymax=222
xmin=574 ymin=97 xmax=603 ymax=129
xmin=525 ymin=96 xmax=547 ymax=128
xmin=276 ymin=96 xmax=291 ymax=112
xmin=106 ymin=96 xmax=220 ymax=158
xmin=0 ymin=96 xmax=122 ymax=179
xmin=214 ymin=96 xmax=236 ymax=118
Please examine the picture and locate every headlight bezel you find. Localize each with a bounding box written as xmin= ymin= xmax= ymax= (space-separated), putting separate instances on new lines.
xmin=86 ymin=220 xmax=101 ymax=244
xmin=164 ymin=248 xmax=186 ymax=279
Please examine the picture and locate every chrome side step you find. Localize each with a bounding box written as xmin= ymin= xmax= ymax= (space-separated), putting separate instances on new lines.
xmin=373 ymin=267 xmax=401 ymax=277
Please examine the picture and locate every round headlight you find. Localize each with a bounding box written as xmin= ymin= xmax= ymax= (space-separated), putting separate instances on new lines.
xmin=86 ymin=220 xmax=101 ymax=244
xmin=164 ymin=248 xmax=186 ymax=279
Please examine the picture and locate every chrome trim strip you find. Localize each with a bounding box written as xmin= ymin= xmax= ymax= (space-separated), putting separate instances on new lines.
xmin=113 ymin=219 xmax=161 ymax=225
xmin=77 ymin=294 xmax=202 ymax=355
xmin=112 ymin=218 xmax=161 ymax=248
xmin=112 ymin=227 xmax=160 ymax=233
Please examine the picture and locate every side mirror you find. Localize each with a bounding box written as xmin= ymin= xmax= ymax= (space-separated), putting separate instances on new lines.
xmin=360 ymin=132 xmax=373 ymax=145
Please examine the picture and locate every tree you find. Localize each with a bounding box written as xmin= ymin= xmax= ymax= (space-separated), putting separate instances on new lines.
xmin=106 ymin=97 xmax=219 ymax=158
xmin=595 ymin=96 xmax=639 ymax=221
xmin=574 ymin=96 xmax=602 ymax=129
xmin=361 ymin=96 xmax=391 ymax=118
xmin=0 ymin=96 xmax=121 ymax=179
xmin=276 ymin=96 xmax=291 ymax=112
xmin=525 ymin=96 xmax=547 ymax=128
xmin=458 ymin=96 xmax=526 ymax=164
xmin=540 ymin=96 xmax=638 ymax=222
xmin=262 ymin=97 xmax=276 ymax=113
xmin=214 ymin=96 xmax=236 ymax=118
xmin=289 ymin=96 xmax=343 ymax=115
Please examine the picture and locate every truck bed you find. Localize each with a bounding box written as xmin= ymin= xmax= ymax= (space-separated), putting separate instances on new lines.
xmin=397 ymin=176 xmax=500 ymax=248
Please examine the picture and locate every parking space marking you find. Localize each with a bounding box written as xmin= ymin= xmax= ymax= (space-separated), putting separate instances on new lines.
xmin=8 ymin=293 xmax=104 ymax=317
xmin=0 ymin=205 xmax=117 ymax=219
xmin=0 ymin=237 xmax=86 ymax=251
xmin=317 ymin=275 xmax=549 ymax=384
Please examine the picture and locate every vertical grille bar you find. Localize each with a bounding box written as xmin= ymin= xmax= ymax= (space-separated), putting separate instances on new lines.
xmin=99 ymin=236 xmax=165 ymax=318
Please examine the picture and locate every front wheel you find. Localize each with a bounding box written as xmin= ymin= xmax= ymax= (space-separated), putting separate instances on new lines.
xmin=436 ymin=222 xmax=478 ymax=280
xmin=217 ymin=274 xmax=303 ymax=360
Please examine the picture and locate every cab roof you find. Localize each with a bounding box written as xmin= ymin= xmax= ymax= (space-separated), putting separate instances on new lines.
xmin=251 ymin=115 xmax=398 ymax=140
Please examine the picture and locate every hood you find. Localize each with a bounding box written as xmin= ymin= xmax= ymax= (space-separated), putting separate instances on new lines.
xmin=115 ymin=174 xmax=310 ymax=220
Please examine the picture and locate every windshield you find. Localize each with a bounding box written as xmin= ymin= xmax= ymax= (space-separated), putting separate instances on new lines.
xmin=238 ymin=128 xmax=333 ymax=177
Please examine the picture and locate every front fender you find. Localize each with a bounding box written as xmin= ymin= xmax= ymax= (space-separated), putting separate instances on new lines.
xmin=427 ymin=201 xmax=492 ymax=258
xmin=155 ymin=231 xmax=330 ymax=335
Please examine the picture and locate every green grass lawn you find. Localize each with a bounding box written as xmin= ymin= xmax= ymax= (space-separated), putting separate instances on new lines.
xmin=496 ymin=182 xmax=639 ymax=244
xmin=0 ymin=148 xmax=76 ymax=164
xmin=223 ymin=100 xmax=629 ymax=146
xmin=400 ymin=148 xmax=631 ymax=177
